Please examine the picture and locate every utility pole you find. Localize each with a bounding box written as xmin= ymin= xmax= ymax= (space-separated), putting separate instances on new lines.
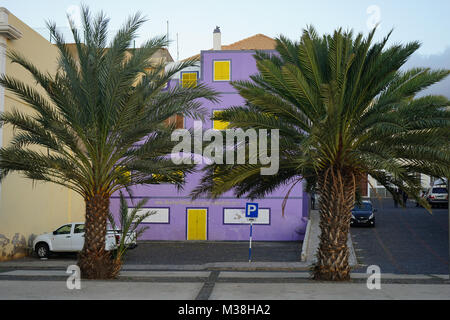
xmin=166 ymin=20 xmax=169 ymax=45
xmin=176 ymin=33 xmax=179 ymax=61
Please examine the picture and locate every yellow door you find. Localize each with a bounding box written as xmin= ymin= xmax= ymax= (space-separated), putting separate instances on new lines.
xmin=187 ymin=209 xmax=207 ymax=240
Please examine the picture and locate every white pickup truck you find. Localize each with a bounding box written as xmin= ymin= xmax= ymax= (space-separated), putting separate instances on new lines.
xmin=32 ymin=222 xmax=137 ymax=259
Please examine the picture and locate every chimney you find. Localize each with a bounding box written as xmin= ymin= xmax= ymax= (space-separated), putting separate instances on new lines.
xmin=213 ymin=26 xmax=221 ymax=50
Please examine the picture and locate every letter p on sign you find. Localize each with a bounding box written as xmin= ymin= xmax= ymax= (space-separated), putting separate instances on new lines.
xmin=245 ymin=203 xmax=259 ymax=219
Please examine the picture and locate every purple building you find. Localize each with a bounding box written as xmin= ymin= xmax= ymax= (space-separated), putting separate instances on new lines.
xmin=110 ymin=29 xmax=309 ymax=241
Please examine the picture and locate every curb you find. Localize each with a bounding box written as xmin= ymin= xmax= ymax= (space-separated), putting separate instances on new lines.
xmin=300 ymin=217 xmax=312 ymax=262
xmin=301 ymin=210 xmax=358 ymax=267
xmin=0 ymin=261 xmax=312 ymax=272
xmin=0 ymin=269 xmax=448 ymax=283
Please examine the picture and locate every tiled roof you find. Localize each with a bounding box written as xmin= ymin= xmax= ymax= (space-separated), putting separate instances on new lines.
xmin=185 ymin=33 xmax=276 ymax=60
xmin=222 ymin=33 xmax=276 ymax=50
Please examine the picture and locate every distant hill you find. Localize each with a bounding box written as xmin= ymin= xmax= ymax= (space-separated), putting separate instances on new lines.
xmin=405 ymin=47 xmax=450 ymax=98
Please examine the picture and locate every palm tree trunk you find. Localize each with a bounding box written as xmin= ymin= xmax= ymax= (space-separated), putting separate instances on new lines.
xmin=78 ymin=193 xmax=118 ymax=279
xmin=313 ymin=167 xmax=356 ymax=281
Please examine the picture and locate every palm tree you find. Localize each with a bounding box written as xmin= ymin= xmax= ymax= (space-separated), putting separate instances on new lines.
xmin=0 ymin=7 xmax=217 ymax=279
xmin=192 ymin=27 xmax=450 ymax=281
xmin=108 ymin=191 xmax=153 ymax=265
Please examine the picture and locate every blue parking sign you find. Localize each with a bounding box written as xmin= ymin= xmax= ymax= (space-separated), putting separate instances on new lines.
xmin=245 ymin=203 xmax=259 ymax=218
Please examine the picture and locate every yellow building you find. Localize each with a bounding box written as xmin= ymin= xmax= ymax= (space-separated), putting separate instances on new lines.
xmin=0 ymin=8 xmax=85 ymax=261
xmin=0 ymin=8 xmax=174 ymax=260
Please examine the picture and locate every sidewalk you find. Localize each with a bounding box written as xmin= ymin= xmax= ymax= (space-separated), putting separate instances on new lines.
xmin=1 ymin=268 xmax=447 ymax=281
xmin=0 ymin=269 xmax=449 ymax=300
xmin=209 ymin=282 xmax=450 ymax=300
xmin=0 ymin=258 xmax=311 ymax=271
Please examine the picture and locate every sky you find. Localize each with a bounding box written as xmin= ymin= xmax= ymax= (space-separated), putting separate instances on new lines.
xmin=2 ymin=0 xmax=450 ymax=96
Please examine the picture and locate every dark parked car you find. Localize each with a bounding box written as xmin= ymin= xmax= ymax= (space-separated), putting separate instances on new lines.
xmin=351 ymin=201 xmax=376 ymax=227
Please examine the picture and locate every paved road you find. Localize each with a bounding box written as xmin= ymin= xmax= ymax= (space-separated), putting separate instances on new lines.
xmin=351 ymin=199 xmax=449 ymax=275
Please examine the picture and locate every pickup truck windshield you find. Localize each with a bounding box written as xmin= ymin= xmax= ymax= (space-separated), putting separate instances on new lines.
xmin=54 ymin=224 xmax=71 ymax=235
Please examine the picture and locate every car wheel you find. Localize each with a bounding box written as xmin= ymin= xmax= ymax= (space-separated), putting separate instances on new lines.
xmin=109 ymin=250 xmax=118 ymax=260
xmin=35 ymin=243 xmax=50 ymax=259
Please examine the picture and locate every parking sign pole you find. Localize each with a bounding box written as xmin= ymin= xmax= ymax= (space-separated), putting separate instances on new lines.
xmin=249 ymin=219 xmax=253 ymax=263
xmin=245 ymin=203 xmax=258 ymax=263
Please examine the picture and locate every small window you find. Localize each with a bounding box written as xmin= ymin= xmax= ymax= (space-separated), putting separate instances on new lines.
xmin=74 ymin=224 xmax=85 ymax=234
xmin=213 ymin=168 xmax=222 ymax=185
xmin=213 ymin=60 xmax=231 ymax=81
xmin=115 ymin=166 xmax=131 ymax=183
xmin=181 ymin=72 xmax=198 ymax=88
xmin=175 ymin=115 xmax=184 ymax=129
xmin=165 ymin=114 xmax=184 ymax=129
xmin=152 ymin=171 xmax=184 ymax=183
xmin=54 ymin=224 xmax=72 ymax=235
xmin=213 ymin=110 xmax=230 ymax=130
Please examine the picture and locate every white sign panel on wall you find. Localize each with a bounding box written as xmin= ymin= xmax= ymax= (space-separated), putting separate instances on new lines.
xmin=223 ymin=208 xmax=270 ymax=225
xmin=129 ymin=208 xmax=170 ymax=224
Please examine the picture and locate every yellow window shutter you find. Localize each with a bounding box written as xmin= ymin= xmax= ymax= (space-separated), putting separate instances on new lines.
xmin=182 ymin=72 xmax=197 ymax=88
xmin=213 ymin=110 xmax=230 ymax=130
xmin=115 ymin=166 xmax=131 ymax=183
xmin=214 ymin=61 xmax=230 ymax=81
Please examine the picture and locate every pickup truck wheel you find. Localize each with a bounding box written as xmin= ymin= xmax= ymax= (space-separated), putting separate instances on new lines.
xmin=109 ymin=250 xmax=117 ymax=260
xmin=35 ymin=243 xmax=50 ymax=259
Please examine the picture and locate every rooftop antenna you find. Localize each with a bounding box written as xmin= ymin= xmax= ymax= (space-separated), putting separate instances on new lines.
xmin=176 ymin=32 xmax=179 ymax=61
xmin=166 ymin=20 xmax=169 ymax=45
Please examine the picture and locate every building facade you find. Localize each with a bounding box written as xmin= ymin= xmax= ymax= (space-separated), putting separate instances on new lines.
xmin=110 ymin=30 xmax=309 ymax=241
xmin=0 ymin=8 xmax=85 ymax=261
xmin=0 ymin=8 xmax=175 ymax=260
xmin=367 ymin=174 xmax=434 ymax=198
xmin=0 ymin=12 xmax=308 ymax=256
